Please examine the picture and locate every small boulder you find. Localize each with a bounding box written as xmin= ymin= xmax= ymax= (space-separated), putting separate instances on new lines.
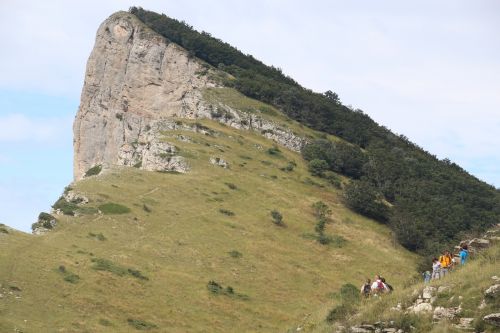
xmin=433 ymin=306 xmax=461 ymax=321
xmin=483 ymin=313 xmax=500 ymax=327
xmin=437 ymin=285 xmax=452 ymax=294
xmin=210 ymin=157 xmax=229 ymax=168
xmin=485 ymin=284 xmax=500 ymax=299
xmin=468 ymin=238 xmax=490 ymax=250
xmin=422 ymin=286 xmax=436 ymax=299
xmin=454 ymin=318 xmax=474 ymax=330
xmin=410 ymin=302 xmax=433 ymax=314
xmin=350 ymin=327 xmax=372 ymax=333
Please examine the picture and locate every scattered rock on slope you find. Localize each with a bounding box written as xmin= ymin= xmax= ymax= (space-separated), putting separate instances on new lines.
xmin=483 ymin=313 xmax=500 ymax=327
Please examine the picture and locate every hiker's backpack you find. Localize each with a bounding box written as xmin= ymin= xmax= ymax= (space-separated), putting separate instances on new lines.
xmin=377 ymin=280 xmax=385 ymax=290
xmin=363 ymin=284 xmax=371 ymax=294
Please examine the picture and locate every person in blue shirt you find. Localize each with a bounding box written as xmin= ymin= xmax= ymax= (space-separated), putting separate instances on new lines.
xmin=459 ymin=245 xmax=469 ymax=265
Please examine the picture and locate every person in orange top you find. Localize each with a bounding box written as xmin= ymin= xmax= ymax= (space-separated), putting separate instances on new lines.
xmin=439 ymin=250 xmax=453 ymax=277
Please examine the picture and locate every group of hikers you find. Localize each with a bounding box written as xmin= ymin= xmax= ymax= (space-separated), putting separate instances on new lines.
xmin=423 ymin=244 xmax=469 ymax=282
xmin=359 ymin=244 xmax=470 ymax=297
xmin=360 ymin=275 xmax=393 ymax=297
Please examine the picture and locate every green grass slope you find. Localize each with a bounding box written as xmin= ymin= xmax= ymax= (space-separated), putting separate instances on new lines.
xmin=308 ymin=242 xmax=500 ymax=333
xmin=0 ymin=119 xmax=418 ymax=332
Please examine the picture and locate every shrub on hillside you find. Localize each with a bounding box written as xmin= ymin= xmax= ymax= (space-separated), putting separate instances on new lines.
xmin=267 ymin=146 xmax=281 ymax=156
xmin=271 ymin=210 xmax=284 ymax=226
xmin=280 ymin=161 xmax=296 ymax=172
xmin=219 ymin=208 xmax=235 ymax=216
xmin=207 ymin=280 xmax=224 ymax=294
xmin=326 ymin=283 xmax=361 ymax=323
xmin=228 ymin=250 xmax=242 ymax=258
xmin=98 ymin=203 xmax=131 ymax=215
xmin=323 ymin=171 xmax=341 ymax=188
xmin=84 ymin=164 xmax=102 ymax=177
xmin=224 ymin=182 xmax=237 ymax=190
xmin=308 ymin=159 xmax=329 ymax=177
xmin=32 ymin=212 xmax=57 ymax=230
xmin=52 ymin=196 xmax=78 ymax=216
xmin=64 ymin=273 xmax=80 ymax=284
xmin=127 ymin=318 xmax=157 ymax=330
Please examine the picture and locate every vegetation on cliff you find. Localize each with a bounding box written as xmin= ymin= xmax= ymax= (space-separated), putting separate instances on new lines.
xmin=130 ymin=7 xmax=500 ymax=258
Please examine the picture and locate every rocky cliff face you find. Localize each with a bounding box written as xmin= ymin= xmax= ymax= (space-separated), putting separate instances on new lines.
xmin=74 ymin=11 xmax=306 ymax=180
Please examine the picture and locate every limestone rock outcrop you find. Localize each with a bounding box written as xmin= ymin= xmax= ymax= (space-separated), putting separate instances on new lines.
xmin=74 ymin=12 xmax=214 ymax=179
xmin=73 ymin=11 xmax=307 ymax=180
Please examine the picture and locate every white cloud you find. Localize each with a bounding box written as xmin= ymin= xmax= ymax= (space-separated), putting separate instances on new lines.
xmin=0 ymin=113 xmax=72 ymax=143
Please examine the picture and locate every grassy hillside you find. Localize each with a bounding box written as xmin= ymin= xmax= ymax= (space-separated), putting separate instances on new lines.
xmin=131 ymin=7 xmax=500 ymax=258
xmin=0 ymin=119 xmax=418 ymax=332
xmin=307 ymin=241 xmax=500 ymax=333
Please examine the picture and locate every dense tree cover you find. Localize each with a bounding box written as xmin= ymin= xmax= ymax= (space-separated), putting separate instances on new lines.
xmin=130 ymin=7 xmax=500 ymax=256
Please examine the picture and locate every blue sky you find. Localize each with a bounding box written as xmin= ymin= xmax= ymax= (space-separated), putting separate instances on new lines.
xmin=1 ymin=0 xmax=499 ymax=232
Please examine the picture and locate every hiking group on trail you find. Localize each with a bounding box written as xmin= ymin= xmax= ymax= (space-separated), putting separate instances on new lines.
xmin=360 ymin=275 xmax=393 ymax=297
xmin=360 ymin=244 xmax=471 ymax=297
xmin=424 ymin=244 xmax=469 ymax=282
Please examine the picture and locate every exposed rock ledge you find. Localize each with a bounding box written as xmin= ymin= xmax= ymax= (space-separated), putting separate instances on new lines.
xmin=73 ymin=11 xmax=306 ymax=180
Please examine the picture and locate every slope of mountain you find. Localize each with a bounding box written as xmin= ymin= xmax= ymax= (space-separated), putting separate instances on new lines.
xmin=0 ymin=8 xmax=498 ymax=333
xmin=130 ymin=7 xmax=500 ymax=257
xmin=0 ymin=12 xmax=421 ymax=332
xmin=308 ymin=227 xmax=500 ymax=333
xmin=1 ymin=119 xmax=418 ymax=332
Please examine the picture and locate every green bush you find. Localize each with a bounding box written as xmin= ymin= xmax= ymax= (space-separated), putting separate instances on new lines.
xmin=91 ymin=258 xmax=148 ymax=280
xmin=340 ymin=283 xmax=360 ymax=304
xmin=91 ymin=258 xmax=127 ymax=276
xmin=85 ymin=165 xmax=102 ymax=177
xmin=207 ymin=280 xmax=247 ymax=299
xmin=52 ymin=197 xmax=78 ymax=216
xmin=326 ymin=304 xmax=353 ymax=323
xmin=0 ymin=227 xmax=8 ymax=234
xmin=308 ymin=159 xmax=329 ymax=176
xmin=127 ymin=268 xmax=149 ymax=281
xmin=98 ymin=203 xmax=131 ymax=215
xmin=325 ymin=284 xmax=360 ymax=323
xmin=323 ymin=171 xmax=341 ymax=188
xmin=228 ymin=250 xmax=242 ymax=258
xmin=219 ymin=208 xmax=235 ymax=216
xmin=267 ymin=146 xmax=281 ymax=156
xmin=271 ymin=210 xmax=284 ymax=226
xmin=312 ymin=201 xmax=332 ymax=220
xmin=64 ymin=273 xmax=80 ymax=284
xmin=280 ymin=161 xmax=296 ymax=172
xmin=38 ymin=212 xmax=55 ymax=222
xmin=32 ymin=212 xmax=56 ymax=230
xmin=207 ymin=280 xmax=224 ymax=294
xmin=127 ymin=318 xmax=157 ymax=330
xmin=57 ymin=265 xmax=80 ymax=284
xmin=225 ymin=182 xmax=238 ymax=190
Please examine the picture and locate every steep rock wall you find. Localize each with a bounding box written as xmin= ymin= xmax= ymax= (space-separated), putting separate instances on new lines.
xmin=74 ymin=11 xmax=306 ymax=180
